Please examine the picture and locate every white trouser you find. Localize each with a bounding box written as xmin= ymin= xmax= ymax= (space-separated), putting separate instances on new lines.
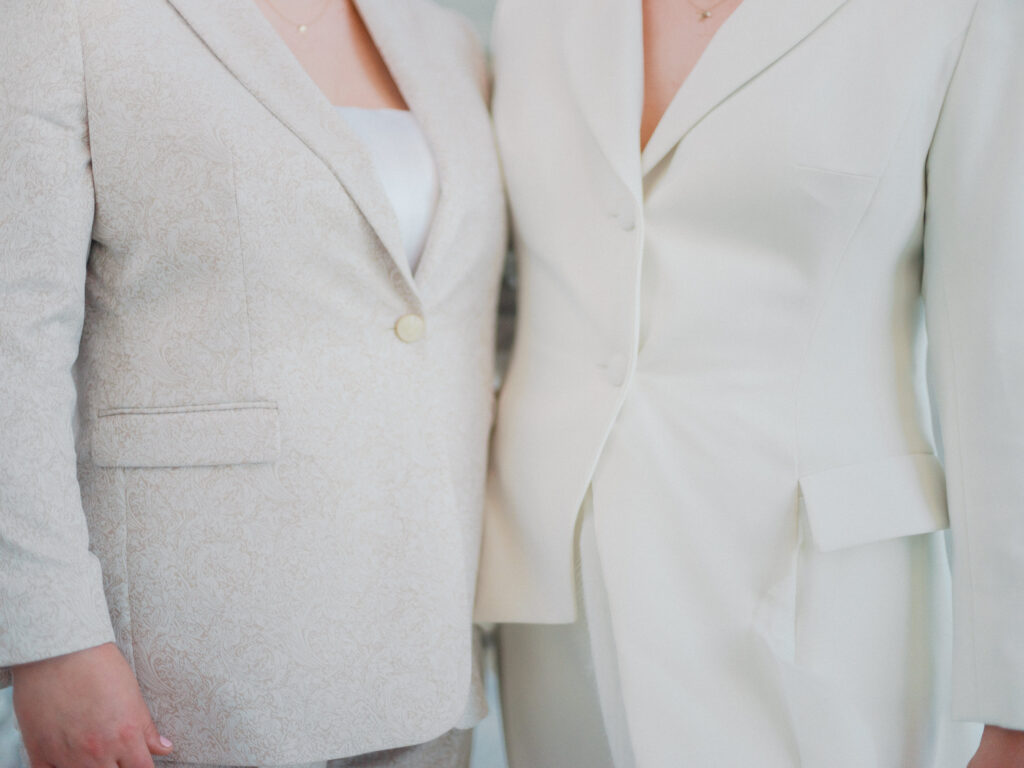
xmin=497 ymin=490 xmax=982 ymax=768
xmin=498 ymin=493 xmax=634 ymax=768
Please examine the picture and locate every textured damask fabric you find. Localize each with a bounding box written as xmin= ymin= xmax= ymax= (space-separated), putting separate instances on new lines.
xmin=161 ymin=728 xmax=471 ymax=768
xmin=0 ymin=0 xmax=506 ymax=764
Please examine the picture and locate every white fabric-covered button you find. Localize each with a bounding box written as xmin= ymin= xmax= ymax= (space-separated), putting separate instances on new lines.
xmin=608 ymin=202 xmax=637 ymax=232
xmin=395 ymin=314 xmax=426 ymax=343
xmin=604 ymin=354 xmax=629 ymax=387
xmin=616 ymin=208 xmax=637 ymax=232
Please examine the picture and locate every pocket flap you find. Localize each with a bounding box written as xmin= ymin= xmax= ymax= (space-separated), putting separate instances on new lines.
xmin=798 ymin=453 xmax=949 ymax=552
xmin=92 ymin=402 xmax=280 ymax=468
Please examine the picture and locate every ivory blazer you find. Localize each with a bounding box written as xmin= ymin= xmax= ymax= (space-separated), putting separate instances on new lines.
xmin=477 ymin=0 xmax=1024 ymax=744
xmin=0 ymin=0 xmax=506 ymax=763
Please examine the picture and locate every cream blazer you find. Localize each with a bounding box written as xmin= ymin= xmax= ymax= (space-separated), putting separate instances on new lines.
xmin=477 ymin=0 xmax=1024 ymax=739
xmin=0 ymin=0 xmax=506 ymax=763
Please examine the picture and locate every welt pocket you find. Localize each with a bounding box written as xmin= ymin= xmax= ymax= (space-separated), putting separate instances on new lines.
xmin=798 ymin=453 xmax=949 ymax=552
xmin=92 ymin=402 xmax=280 ymax=468
xmin=791 ymin=162 xmax=879 ymax=183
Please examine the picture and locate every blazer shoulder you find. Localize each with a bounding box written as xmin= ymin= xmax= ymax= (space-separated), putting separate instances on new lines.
xmin=940 ymin=0 xmax=985 ymax=42
xmin=936 ymin=0 xmax=1020 ymax=88
xmin=970 ymin=0 xmax=1024 ymax=31
xmin=5 ymin=0 xmax=83 ymax=35
xmin=405 ymin=0 xmax=483 ymax=41
xmin=896 ymin=0 xmax=979 ymax=45
xmin=405 ymin=0 xmax=490 ymax=100
xmin=1 ymin=0 xmax=87 ymax=93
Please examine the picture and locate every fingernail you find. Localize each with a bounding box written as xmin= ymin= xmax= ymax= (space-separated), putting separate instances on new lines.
xmin=160 ymin=736 xmax=173 ymax=749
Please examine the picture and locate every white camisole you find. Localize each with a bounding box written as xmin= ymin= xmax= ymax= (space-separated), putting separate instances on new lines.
xmin=336 ymin=106 xmax=439 ymax=274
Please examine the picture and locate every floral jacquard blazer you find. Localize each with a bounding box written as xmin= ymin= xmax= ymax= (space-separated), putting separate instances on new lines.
xmin=0 ymin=0 xmax=506 ymax=763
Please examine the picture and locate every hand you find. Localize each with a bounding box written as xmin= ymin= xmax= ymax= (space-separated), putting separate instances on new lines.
xmin=11 ymin=642 xmax=173 ymax=768
xmin=969 ymin=725 xmax=1024 ymax=768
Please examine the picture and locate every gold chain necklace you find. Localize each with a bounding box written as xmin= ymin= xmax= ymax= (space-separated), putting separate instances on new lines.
xmin=684 ymin=0 xmax=731 ymax=21
xmin=263 ymin=0 xmax=335 ymax=34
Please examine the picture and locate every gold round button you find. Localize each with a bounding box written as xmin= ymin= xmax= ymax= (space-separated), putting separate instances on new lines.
xmin=394 ymin=314 xmax=426 ymax=343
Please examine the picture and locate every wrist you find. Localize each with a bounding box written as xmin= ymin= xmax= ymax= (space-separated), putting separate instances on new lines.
xmin=11 ymin=642 xmax=116 ymax=680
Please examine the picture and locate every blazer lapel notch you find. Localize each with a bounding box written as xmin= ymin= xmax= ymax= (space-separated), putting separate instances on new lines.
xmin=165 ymin=0 xmax=414 ymax=292
xmin=354 ymin=0 xmax=463 ymax=294
xmin=560 ymin=0 xmax=645 ymax=201
xmin=642 ymin=0 xmax=852 ymax=174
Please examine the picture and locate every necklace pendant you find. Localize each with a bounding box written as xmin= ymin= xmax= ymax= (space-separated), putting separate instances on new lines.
xmin=701 ymin=10 xmax=712 ymax=19
xmin=298 ymin=23 xmax=308 ymax=33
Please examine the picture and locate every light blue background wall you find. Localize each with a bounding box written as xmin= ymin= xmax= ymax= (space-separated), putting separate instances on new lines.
xmin=438 ymin=0 xmax=496 ymax=41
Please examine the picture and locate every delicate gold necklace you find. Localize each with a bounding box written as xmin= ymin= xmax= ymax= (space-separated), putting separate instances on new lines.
xmin=263 ymin=0 xmax=334 ymax=34
xmin=685 ymin=0 xmax=731 ymax=21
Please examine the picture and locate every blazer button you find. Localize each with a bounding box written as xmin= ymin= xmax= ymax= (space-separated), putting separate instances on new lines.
xmin=395 ymin=314 xmax=425 ymax=343
xmin=610 ymin=207 xmax=637 ymax=232
xmin=605 ymin=354 xmax=628 ymax=387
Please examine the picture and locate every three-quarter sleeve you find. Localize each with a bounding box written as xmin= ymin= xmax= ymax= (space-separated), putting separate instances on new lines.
xmin=923 ymin=0 xmax=1024 ymax=730
xmin=0 ymin=0 xmax=115 ymax=683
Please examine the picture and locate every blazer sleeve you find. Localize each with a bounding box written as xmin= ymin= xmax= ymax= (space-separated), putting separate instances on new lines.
xmin=923 ymin=0 xmax=1024 ymax=730
xmin=0 ymin=0 xmax=115 ymax=684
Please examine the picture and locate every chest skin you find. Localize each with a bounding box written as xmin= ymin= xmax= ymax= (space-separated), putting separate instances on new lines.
xmin=641 ymin=0 xmax=744 ymax=148
xmin=251 ymin=0 xmax=407 ymax=109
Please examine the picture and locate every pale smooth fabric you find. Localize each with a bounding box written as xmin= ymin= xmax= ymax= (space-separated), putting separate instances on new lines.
xmin=335 ymin=107 xmax=439 ymax=273
xmin=498 ymin=494 xmax=631 ymax=768
xmin=0 ymin=0 xmax=505 ymax=764
xmin=478 ymin=0 xmax=1024 ymax=764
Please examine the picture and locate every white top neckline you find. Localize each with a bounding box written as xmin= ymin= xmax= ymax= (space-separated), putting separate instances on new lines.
xmin=335 ymin=106 xmax=439 ymax=274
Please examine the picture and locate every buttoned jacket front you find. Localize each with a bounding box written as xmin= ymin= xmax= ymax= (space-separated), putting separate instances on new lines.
xmin=0 ymin=0 xmax=506 ymax=763
xmin=477 ymin=0 xmax=1024 ymax=753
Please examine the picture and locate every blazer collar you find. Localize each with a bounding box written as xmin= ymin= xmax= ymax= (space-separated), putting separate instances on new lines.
xmin=165 ymin=0 xmax=417 ymax=297
xmin=560 ymin=0 xmax=646 ymax=201
xmin=355 ymin=0 xmax=464 ymax=296
xmin=560 ymin=0 xmax=853 ymax=191
xmin=641 ymin=0 xmax=852 ymax=174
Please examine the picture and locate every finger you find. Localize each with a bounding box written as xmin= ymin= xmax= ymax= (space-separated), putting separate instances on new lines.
xmin=117 ymin=742 xmax=156 ymax=768
xmin=140 ymin=717 xmax=173 ymax=756
xmin=24 ymin=741 xmax=57 ymax=768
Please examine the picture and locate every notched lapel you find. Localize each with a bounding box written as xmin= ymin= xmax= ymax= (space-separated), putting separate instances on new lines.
xmin=354 ymin=0 xmax=458 ymax=293
xmin=560 ymin=0 xmax=645 ymax=200
xmin=164 ymin=0 xmax=416 ymax=294
xmin=642 ymin=0 xmax=852 ymax=174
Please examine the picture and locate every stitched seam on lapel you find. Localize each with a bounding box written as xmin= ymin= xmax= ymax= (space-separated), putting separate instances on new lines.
xmin=163 ymin=0 xmax=417 ymax=299
xmin=643 ymin=0 xmax=856 ymax=175
xmin=161 ymin=2 xmax=321 ymax=163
